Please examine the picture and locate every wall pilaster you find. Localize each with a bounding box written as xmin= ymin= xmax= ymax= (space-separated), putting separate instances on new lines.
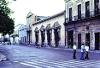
xmin=51 ymin=29 xmax=55 ymax=47
xmin=90 ymin=26 xmax=95 ymax=50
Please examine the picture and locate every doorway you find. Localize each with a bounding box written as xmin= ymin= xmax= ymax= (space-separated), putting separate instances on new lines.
xmin=86 ymin=33 xmax=90 ymax=48
xmin=78 ymin=34 xmax=81 ymax=49
xmin=41 ymin=31 xmax=45 ymax=46
xmin=67 ymin=30 xmax=73 ymax=48
xmin=95 ymin=33 xmax=100 ymax=50
xmin=54 ymin=28 xmax=60 ymax=47
xmin=47 ymin=30 xmax=52 ymax=46
xmin=35 ymin=31 xmax=39 ymax=45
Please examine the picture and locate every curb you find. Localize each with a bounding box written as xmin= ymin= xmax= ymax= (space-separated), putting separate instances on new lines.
xmin=44 ymin=47 xmax=100 ymax=54
xmin=4 ymin=44 xmax=100 ymax=54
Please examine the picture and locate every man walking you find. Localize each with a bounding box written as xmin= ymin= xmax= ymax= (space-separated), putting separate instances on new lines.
xmin=85 ymin=45 xmax=89 ymax=60
xmin=80 ymin=43 xmax=85 ymax=60
xmin=73 ymin=43 xmax=77 ymax=59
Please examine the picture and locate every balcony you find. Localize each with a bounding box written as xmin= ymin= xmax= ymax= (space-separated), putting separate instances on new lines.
xmin=64 ymin=9 xmax=100 ymax=26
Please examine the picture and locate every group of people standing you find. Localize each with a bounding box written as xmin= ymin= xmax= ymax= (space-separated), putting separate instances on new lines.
xmin=73 ymin=43 xmax=89 ymax=60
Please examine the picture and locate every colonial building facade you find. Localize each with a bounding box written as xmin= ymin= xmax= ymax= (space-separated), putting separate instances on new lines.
xmin=64 ymin=0 xmax=100 ymax=50
xmin=26 ymin=12 xmax=35 ymax=44
xmin=18 ymin=24 xmax=27 ymax=44
xmin=26 ymin=12 xmax=47 ymax=45
xmin=32 ymin=11 xmax=65 ymax=47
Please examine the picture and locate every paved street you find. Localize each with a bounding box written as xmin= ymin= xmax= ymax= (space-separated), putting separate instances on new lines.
xmin=0 ymin=45 xmax=100 ymax=68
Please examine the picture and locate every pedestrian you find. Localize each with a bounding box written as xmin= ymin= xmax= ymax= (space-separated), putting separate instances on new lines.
xmin=73 ymin=43 xmax=77 ymax=59
xmin=80 ymin=43 xmax=85 ymax=60
xmin=85 ymin=45 xmax=89 ymax=60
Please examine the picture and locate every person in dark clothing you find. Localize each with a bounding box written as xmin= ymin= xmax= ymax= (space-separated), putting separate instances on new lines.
xmin=73 ymin=43 xmax=77 ymax=59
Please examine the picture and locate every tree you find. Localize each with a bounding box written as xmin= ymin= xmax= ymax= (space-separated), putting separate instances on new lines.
xmin=0 ymin=0 xmax=14 ymax=42
xmin=0 ymin=0 xmax=11 ymax=15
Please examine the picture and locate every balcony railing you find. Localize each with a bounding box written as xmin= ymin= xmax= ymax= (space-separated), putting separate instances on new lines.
xmin=66 ymin=9 xmax=100 ymax=23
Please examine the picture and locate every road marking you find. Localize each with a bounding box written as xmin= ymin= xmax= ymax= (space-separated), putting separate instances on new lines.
xmin=20 ymin=62 xmax=42 ymax=68
xmin=46 ymin=66 xmax=55 ymax=68
xmin=20 ymin=62 xmax=33 ymax=66
xmin=13 ymin=59 xmax=100 ymax=68
xmin=13 ymin=61 xmax=19 ymax=62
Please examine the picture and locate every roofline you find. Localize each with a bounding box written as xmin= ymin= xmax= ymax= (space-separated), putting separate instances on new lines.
xmin=33 ymin=10 xmax=65 ymax=26
xmin=26 ymin=13 xmax=33 ymax=18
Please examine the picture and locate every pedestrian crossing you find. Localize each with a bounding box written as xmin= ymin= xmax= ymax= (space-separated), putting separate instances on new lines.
xmin=13 ymin=58 xmax=100 ymax=68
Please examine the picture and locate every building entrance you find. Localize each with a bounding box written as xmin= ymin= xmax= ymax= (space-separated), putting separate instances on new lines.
xmin=86 ymin=33 xmax=90 ymax=48
xmin=95 ymin=33 xmax=100 ymax=50
xmin=54 ymin=28 xmax=60 ymax=47
xmin=78 ymin=34 xmax=81 ymax=49
xmin=47 ymin=30 xmax=52 ymax=46
xmin=67 ymin=30 xmax=73 ymax=48
xmin=41 ymin=31 xmax=45 ymax=47
xmin=35 ymin=31 xmax=39 ymax=45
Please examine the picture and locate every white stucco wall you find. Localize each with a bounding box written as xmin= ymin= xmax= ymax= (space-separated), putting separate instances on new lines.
xmin=32 ymin=13 xmax=65 ymax=47
xmin=19 ymin=29 xmax=27 ymax=40
xmin=18 ymin=25 xmax=27 ymax=44
xmin=26 ymin=12 xmax=36 ymax=29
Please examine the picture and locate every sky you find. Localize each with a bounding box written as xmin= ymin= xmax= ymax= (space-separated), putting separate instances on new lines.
xmin=9 ymin=0 xmax=65 ymax=26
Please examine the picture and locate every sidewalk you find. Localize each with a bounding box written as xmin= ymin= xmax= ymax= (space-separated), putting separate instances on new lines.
xmin=24 ymin=44 xmax=100 ymax=60
xmin=41 ymin=46 xmax=100 ymax=54
xmin=1 ymin=44 xmax=100 ymax=60
xmin=15 ymin=44 xmax=100 ymax=54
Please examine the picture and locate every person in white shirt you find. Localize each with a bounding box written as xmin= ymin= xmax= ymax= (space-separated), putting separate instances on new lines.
xmin=80 ymin=43 xmax=85 ymax=60
xmin=85 ymin=45 xmax=89 ymax=60
xmin=73 ymin=43 xmax=77 ymax=59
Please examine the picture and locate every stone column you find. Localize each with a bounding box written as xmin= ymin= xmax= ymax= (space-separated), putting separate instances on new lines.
xmin=39 ymin=31 xmax=41 ymax=45
xmin=90 ymin=26 xmax=95 ymax=50
xmin=81 ymin=27 xmax=86 ymax=44
xmin=99 ymin=0 xmax=100 ymax=12
xmin=65 ymin=30 xmax=68 ymax=48
xmin=76 ymin=32 xmax=78 ymax=46
xmin=73 ymin=28 xmax=78 ymax=47
xmin=27 ymin=32 xmax=28 ymax=44
xmin=90 ymin=0 xmax=95 ymax=16
xmin=73 ymin=29 xmax=76 ymax=43
xmin=45 ymin=30 xmax=47 ymax=46
xmin=51 ymin=29 xmax=55 ymax=47
xmin=73 ymin=30 xmax=76 ymax=43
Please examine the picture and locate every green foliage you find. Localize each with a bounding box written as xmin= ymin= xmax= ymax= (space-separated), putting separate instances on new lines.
xmin=0 ymin=0 xmax=11 ymax=15
xmin=0 ymin=0 xmax=14 ymax=36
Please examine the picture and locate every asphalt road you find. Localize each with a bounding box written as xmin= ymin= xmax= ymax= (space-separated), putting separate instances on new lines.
xmin=0 ymin=45 xmax=100 ymax=68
